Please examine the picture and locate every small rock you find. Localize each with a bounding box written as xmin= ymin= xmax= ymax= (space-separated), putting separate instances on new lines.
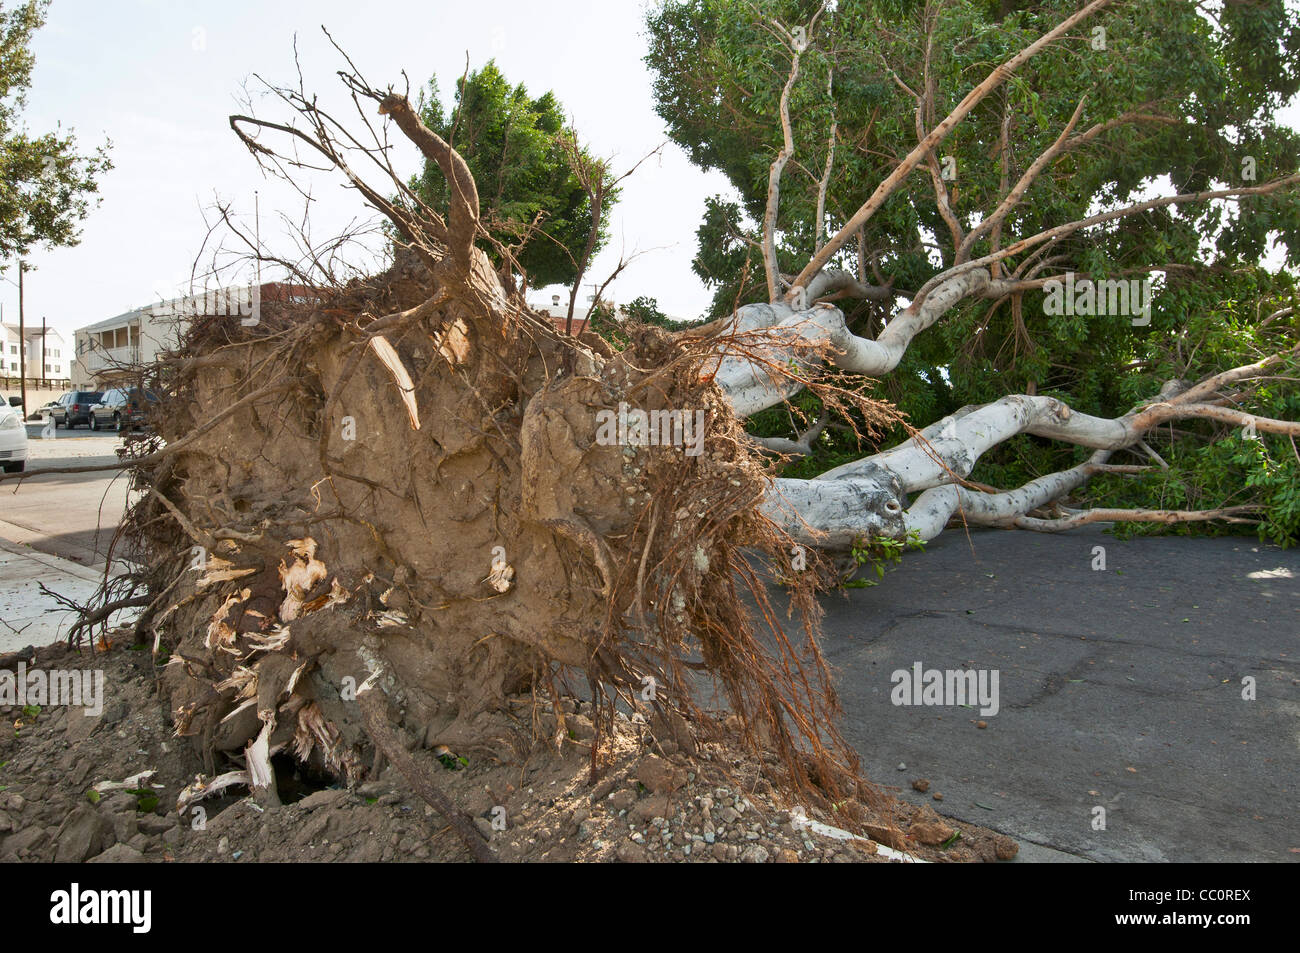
xmin=993 ymin=835 xmax=1019 ymax=860
xmin=863 ymin=822 xmax=907 ymax=851
xmin=137 ymin=814 xmax=177 ymax=836
xmin=53 ymin=807 xmax=112 ymax=864
xmin=897 ymin=763 xmax=906 ymax=771
xmin=739 ymin=844 xmax=770 ymax=864
xmin=634 ymin=756 xmax=686 ymax=795
xmin=127 ymin=833 xmax=152 ymax=852
xmin=3 ymin=826 xmax=47 ymax=855
xmin=976 ymin=720 xmax=988 ymax=729
xmin=608 ymin=789 xmax=637 ymax=812
xmin=630 ymin=794 xmax=670 ymax=825
xmin=615 ymin=841 xmax=646 ymax=863
xmin=912 ymin=779 xmax=930 ymax=793
xmin=65 ymin=709 xmax=104 ymax=743
xmin=932 ymin=792 xmax=944 ymax=802
xmin=297 ymin=788 xmax=347 ymax=811
xmin=87 ymin=843 xmax=145 ymax=864
xmin=909 ymin=818 xmax=956 ymax=847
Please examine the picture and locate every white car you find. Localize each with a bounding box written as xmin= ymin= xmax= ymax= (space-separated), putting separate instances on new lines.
xmin=0 ymin=405 xmax=28 ymax=473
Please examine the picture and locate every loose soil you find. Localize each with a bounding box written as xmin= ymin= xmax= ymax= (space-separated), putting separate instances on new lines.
xmin=0 ymin=638 xmax=1019 ymax=863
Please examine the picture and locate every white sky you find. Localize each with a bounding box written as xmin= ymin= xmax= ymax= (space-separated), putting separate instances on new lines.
xmin=7 ymin=0 xmax=736 ymax=343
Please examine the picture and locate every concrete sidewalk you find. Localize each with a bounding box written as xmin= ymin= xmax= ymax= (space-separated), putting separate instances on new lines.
xmin=0 ymin=539 xmax=109 ymax=653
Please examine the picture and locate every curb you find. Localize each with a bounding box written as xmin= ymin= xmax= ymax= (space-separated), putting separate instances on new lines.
xmin=0 ymin=538 xmax=105 ymax=584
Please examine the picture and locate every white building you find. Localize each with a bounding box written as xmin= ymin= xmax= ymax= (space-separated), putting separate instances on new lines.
xmin=0 ymin=323 xmax=70 ymax=387
xmin=72 ymin=309 xmax=149 ymax=391
xmin=72 ymin=282 xmax=315 ymax=390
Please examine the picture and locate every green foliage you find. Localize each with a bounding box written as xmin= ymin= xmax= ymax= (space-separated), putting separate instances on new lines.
xmin=622 ymin=295 xmax=695 ymax=331
xmin=586 ymin=295 xmax=697 ymax=348
xmin=646 ymin=0 xmax=1300 ymax=543
xmin=0 ymin=1 xmax=110 ymax=265
xmin=126 ymin=787 xmax=160 ymax=813
xmin=843 ymin=529 xmax=926 ymax=587
xmin=410 ymin=61 xmax=612 ymax=287
xmin=437 ymin=752 xmax=469 ymax=771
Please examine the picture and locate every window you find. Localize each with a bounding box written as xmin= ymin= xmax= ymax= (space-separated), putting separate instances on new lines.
xmin=8 ymin=362 xmax=15 ymax=371
xmin=8 ymin=345 xmax=15 ymax=355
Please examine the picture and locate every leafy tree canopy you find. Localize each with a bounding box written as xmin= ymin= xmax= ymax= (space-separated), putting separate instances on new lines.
xmin=411 ymin=60 xmax=614 ymax=288
xmin=645 ymin=0 xmax=1300 ymax=542
xmin=0 ymin=0 xmax=111 ymax=266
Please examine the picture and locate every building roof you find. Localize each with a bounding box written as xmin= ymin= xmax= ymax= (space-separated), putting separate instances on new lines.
xmin=75 ymin=282 xmax=323 ymax=336
xmin=0 ymin=323 xmax=64 ymax=341
xmin=75 ymin=309 xmax=146 ymax=335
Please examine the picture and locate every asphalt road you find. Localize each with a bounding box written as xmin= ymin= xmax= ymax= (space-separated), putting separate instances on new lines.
xmin=819 ymin=525 xmax=1299 ymax=862
xmin=0 ymin=426 xmax=132 ymax=568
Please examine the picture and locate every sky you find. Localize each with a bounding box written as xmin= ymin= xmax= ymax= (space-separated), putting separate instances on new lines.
xmin=7 ymin=0 xmax=736 ymax=345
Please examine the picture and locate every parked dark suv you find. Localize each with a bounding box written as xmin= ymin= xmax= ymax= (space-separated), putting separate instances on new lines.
xmin=90 ymin=387 xmax=158 ymax=432
xmin=51 ymin=390 xmax=104 ymax=429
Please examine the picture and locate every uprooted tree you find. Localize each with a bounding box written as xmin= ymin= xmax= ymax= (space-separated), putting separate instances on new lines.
xmin=11 ymin=0 xmax=1299 ymax=860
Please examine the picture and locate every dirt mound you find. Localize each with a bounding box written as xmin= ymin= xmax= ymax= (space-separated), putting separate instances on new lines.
xmin=0 ymin=642 xmax=1017 ymax=862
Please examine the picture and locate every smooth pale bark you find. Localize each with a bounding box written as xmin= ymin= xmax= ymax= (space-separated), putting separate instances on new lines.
xmin=903 ymin=452 xmax=1109 ymax=540
xmin=761 ymin=467 xmax=906 ymax=549
xmin=822 ymin=394 xmax=1134 ymax=491
xmin=712 ymin=270 xmax=1000 ymax=417
xmin=758 ymin=367 xmax=1280 ymax=547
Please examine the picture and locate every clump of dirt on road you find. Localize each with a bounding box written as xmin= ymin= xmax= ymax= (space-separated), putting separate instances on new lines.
xmin=0 ymin=640 xmax=1018 ymax=863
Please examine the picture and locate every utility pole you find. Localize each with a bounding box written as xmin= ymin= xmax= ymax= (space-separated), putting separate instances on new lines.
xmin=40 ymin=314 xmax=47 ymax=389
xmin=18 ymin=261 xmax=25 ymax=417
